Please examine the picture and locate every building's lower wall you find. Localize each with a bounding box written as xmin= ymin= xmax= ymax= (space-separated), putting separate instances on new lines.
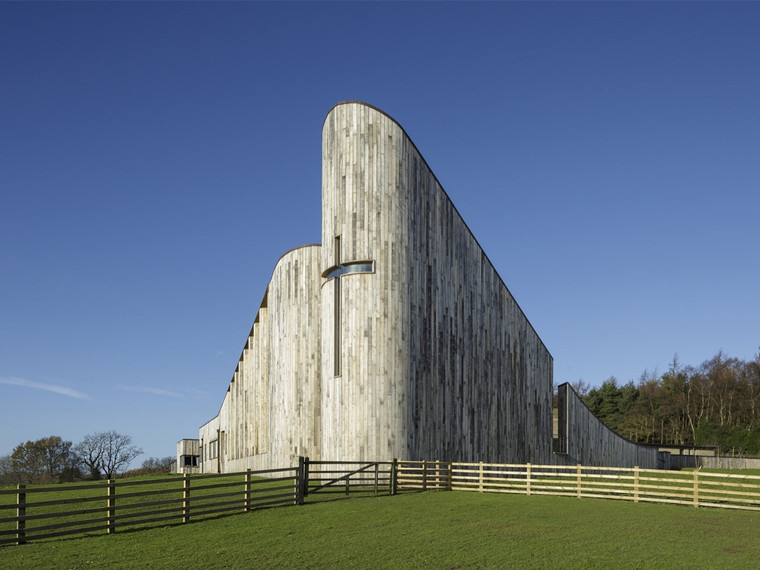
xmin=199 ymin=399 xmax=223 ymax=473
xmin=199 ymin=245 xmax=322 ymax=473
xmin=556 ymin=383 xmax=662 ymax=469
xmin=268 ymin=245 xmax=323 ymax=466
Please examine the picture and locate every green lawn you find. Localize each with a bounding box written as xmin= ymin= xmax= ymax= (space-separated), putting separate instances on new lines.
xmin=3 ymin=490 xmax=759 ymax=569
xmin=684 ymin=468 xmax=760 ymax=476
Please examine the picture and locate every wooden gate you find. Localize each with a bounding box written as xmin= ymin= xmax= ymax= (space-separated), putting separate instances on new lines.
xmin=299 ymin=459 xmax=396 ymax=498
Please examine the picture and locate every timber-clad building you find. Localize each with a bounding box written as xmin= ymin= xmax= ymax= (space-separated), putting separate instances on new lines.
xmin=184 ymin=101 xmax=662 ymax=473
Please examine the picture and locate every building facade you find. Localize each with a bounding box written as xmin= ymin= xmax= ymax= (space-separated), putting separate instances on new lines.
xmin=185 ymin=101 xmax=661 ymax=473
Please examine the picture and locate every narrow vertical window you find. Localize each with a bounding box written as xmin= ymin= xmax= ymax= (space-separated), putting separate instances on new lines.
xmin=322 ymin=234 xmax=374 ymax=378
xmin=334 ymin=236 xmax=341 ymax=376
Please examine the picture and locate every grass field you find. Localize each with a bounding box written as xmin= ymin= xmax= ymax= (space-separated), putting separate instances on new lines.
xmin=3 ymin=489 xmax=760 ymax=569
xmin=685 ymin=468 xmax=760 ymax=476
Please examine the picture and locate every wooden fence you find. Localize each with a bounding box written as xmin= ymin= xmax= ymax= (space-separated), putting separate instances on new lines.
xmin=0 ymin=460 xmax=395 ymax=546
xmin=0 ymin=466 xmax=299 ymax=546
xmin=4 ymin=459 xmax=759 ymax=546
xmin=301 ymin=459 xmax=396 ymax=498
xmin=398 ymin=461 xmax=760 ymax=512
xmin=396 ymin=460 xmax=452 ymax=491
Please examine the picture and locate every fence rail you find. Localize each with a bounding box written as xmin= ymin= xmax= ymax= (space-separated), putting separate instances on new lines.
xmin=396 ymin=460 xmax=452 ymax=491
xmin=302 ymin=459 xmax=395 ymax=497
xmin=3 ymin=459 xmax=759 ymax=546
xmin=397 ymin=461 xmax=760 ymax=512
xmin=0 ymin=467 xmax=299 ymax=546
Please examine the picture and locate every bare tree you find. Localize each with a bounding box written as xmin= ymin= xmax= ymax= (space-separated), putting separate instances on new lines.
xmin=570 ymin=379 xmax=590 ymax=397
xmin=141 ymin=456 xmax=174 ymax=473
xmin=74 ymin=431 xmax=143 ymax=479
xmin=0 ymin=454 xmax=20 ymax=485
xmin=74 ymin=434 xmax=105 ymax=479
xmin=42 ymin=437 xmax=79 ymax=482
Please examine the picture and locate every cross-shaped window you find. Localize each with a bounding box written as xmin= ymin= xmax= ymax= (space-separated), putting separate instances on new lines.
xmin=322 ymin=236 xmax=374 ymax=376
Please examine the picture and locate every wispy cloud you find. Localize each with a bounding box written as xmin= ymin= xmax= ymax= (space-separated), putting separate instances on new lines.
xmin=0 ymin=376 xmax=93 ymax=400
xmin=118 ymin=385 xmax=183 ymax=398
xmin=187 ymin=387 xmax=210 ymax=399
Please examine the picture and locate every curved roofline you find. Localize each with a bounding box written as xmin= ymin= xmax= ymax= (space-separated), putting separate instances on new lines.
xmin=214 ymin=242 xmax=322 ymax=414
xmin=274 ymin=243 xmax=322 ymax=266
xmin=559 ymin=382 xmax=661 ymax=451
xmin=323 ymin=101 xmax=552 ymax=359
xmin=325 ymin=100 xmax=405 ymax=130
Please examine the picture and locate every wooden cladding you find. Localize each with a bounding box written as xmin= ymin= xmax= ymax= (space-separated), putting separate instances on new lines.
xmin=196 ymin=102 xmax=654 ymax=475
xmin=557 ymin=383 xmax=662 ymax=469
xmin=321 ymin=102 xmax=553 ymax=464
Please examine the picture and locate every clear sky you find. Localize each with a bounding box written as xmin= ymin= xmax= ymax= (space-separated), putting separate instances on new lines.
xmin=1 ymin=2 xmax=758 ymax=464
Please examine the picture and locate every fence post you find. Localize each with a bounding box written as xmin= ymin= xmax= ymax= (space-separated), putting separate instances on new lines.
xmin=693 ymin=469 xmax=699 ymax=508
xmin=526 ymin=463 xmax=532 ymax=496
xmin=447 ymin=462 xmax=453 ymax=491
xmin=245 ymin=469 xmax=252 ymax=511
xmin=107 ymin=479 xmax=116 ymax=534
xmin=479 ymin=461 xmax=484 ymax=492
xmin=391 ymin=459 xmax=398 ymax=495
xmin=295 ymin=458 xmax=305 ymax=505
xmin=183 ymin=474 xmax=191 ymax=523
xmin=303 ymin=456 xmax=310 ymax=498
xmin=16 ymin=484 xmax=26 ymax=546
xmin=422 ymin=460 xmax=427 ymax=491
xmin=576 ymin=464 xmax=582 ymax=499
xmin=374 ymin=463 xmax=379 ymax=495
xmin=634 ymin=466 xmax=639 ymax=503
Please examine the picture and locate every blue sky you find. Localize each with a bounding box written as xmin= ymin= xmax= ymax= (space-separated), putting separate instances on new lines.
xmin=1 ymin=2 xmax=758 ymax=464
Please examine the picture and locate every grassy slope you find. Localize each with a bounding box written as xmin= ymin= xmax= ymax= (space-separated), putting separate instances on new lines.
xmin=3 ymin=491 xmax=760 ymax=569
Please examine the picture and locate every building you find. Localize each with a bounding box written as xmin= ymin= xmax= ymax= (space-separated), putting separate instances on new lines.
xmin=181 ymin=101 xmax=662 ymax=473
xmin=176 ymin=438 xmax=200 ymax=474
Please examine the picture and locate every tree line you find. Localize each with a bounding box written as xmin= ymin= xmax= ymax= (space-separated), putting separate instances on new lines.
xmin=0 ymin=431 xmax=173 ymax=485
xmin=572 ymin=350 xmax=760 ymax=456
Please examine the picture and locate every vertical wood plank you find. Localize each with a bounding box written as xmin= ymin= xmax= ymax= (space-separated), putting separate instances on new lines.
xmin=527 ymin=463 xmax=532 ymax=496
xmin=245 ymin=469 xmax=252 ymax=511
xmin=634 ymin=466 xmax=639 ymax=503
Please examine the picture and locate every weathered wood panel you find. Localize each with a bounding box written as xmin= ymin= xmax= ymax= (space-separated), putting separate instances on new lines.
xmin=267 ymin=245 xmax=323 ymax=467
xmin=197 ymin=101 xmax=659 ymax=472
xmin=199 ymin=245 xmax=321 ymax=473
xmin=556 ymin=383 xmax=662 ymax=469
xmin=321 ymin=102 xmax=554 ymax=464
xmin=321 ymin=102 xmax=409 ymax=462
